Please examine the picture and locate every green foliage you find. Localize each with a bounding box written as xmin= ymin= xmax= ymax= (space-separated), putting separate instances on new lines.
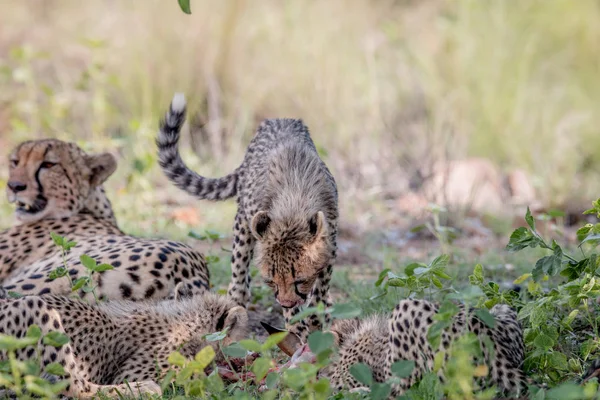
xmin=0 ymin=325 xmax=70 ymax=399
xmin=177 ymin=0 xmax=191 ymax=14
xmin=46 ymin=234 xmax=114 ymax=301
xmin=504 ymin=203 xmax=600 ymax=385
xmin=373 ymin=254 xmax=452 ymax=299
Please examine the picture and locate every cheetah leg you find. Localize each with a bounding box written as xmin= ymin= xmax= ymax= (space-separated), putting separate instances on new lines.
xmin=227 ymin=212 xmax=255 ymax=307
xmin=385 ymin=299 xmax=440 ymax=397
xmin=65 ymin=380 xmax=161 ymax=399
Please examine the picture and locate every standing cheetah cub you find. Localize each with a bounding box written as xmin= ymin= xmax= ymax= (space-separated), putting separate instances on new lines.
xmin=157 ymin=94 xmax=338 ymax=340
xmin=0 ymin=290 xmax=247 ymax=399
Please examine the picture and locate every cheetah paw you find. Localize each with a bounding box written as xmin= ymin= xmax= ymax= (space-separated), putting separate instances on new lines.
xmin=129 ymin=381 xmax=162 ymax=397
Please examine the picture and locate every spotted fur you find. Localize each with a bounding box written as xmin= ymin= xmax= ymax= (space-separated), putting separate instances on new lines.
xmin=1 ymin=139 xmax=210 ymax=301
xmin=157 ymin=94 xmax=338 ymax=340
xmin=0 ymin=291 xmax=247 ymax=398
xmin=321 ymin=300 xmax=526 ymax=397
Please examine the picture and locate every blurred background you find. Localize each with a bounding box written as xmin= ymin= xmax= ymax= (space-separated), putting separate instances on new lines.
xmin=0 ymin=0 xmax=599 ymax=256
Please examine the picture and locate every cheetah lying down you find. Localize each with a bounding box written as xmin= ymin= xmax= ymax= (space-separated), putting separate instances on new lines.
xmin=0 ymin=290 xmax=247 ymax=399
xmin=1 ymin=139 xmax=210 ymax=301
xmin=263 ymin=299 xmax=527 ymax=397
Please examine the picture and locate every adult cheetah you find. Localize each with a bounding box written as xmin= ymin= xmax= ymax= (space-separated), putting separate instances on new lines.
xmin=1 ymin=139 xmax=209 ymax=300
xmin=157 ymin=93 xmax=338 ymax=341
xmin=270 ymin=299 xmax=527 ymax=398
xmin=0 ymin=289 xmax=247 ymax=399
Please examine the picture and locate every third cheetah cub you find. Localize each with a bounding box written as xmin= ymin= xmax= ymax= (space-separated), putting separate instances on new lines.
xmin=157 ymin=93 xmax=338 ymax=340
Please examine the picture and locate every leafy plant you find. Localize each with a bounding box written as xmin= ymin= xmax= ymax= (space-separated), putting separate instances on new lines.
xmin=504 ymin=203 xmax=600 ymax=384
xmin=0 ymin=325 xmax=70 ymax=399
xmin=48 ymin=233 xmax=114 ymax=302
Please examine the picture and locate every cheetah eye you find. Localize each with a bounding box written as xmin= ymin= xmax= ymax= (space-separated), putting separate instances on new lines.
xmin=264 ymin=279 xmax=276 ymax=288
xmin=9 ymin=159 xmax=18 ymax=168
xmin=40 ymin=161 xmax=57 ymax=169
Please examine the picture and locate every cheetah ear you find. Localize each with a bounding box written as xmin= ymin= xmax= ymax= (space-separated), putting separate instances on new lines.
xmin=170 ymin=282 xmax=194 ymax=301
xmin=261 ymin=321 xmax=303 ymax=357
xmin=308 ymin=211 xmax=327 ymax=240
xmin=250 ymin=211 xmax=271 ymax=241
xmin=216 ymin=306 xmax=248 ymax=333
xmin=86 ymin=153 xmax=117 ymax=187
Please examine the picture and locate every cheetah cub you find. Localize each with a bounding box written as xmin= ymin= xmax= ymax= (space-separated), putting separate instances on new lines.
xmin=0 ymin=290 xmax=247 ymax=399
xmin=157 ymin=93 xmax=338 ymax=340
xmin=272 ymin=299 xmax=527 ymax=398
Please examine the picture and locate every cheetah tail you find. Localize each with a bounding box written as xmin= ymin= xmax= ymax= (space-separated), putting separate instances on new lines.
xmin=156 ymin=93 xmax=238 ymax=201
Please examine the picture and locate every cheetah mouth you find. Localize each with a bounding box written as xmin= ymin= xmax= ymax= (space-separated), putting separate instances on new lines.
xmin=15 ymin=198 xmax=47 ymax=215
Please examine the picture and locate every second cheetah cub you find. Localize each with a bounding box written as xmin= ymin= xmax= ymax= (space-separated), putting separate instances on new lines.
xmin=157 ymin=93 xmax=338 ymax=340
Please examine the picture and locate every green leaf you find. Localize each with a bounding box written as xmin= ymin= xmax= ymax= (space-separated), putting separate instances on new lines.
xmin=50 ymin=232 xmax=64 ymax=247
xmin=546 ymin=382 xmax=585 ymax=400
xmin=80 ymin=255 xmax=96 ymax=270
xmin=532 ymin=250 xmax=562 ymax=282
xmin=288 ymin=304 xmax=324 ymax=324
xmin=188 ymin=230 xmax=206 ymax=240
xmin=374 ymin=268 xmax=391 ymax=287
xmin=7 ymin=291 xmax=24 ymax=299
xmin=577 ymin=224 xmax=593 ymax=242
xmin=431 ymin=277 xmax=443 ymax=288
xmin=194 ymin=346 xmax=216 ymax=370
xmin=48 ymin=266 xmax=68 ymax=280
xmin=371 ymin=382 xmax=392 ymax=400
xmin=391 ymin=360 xmax=415 ymax=378
xmin=204 ymin=229 xmax=223 ymax=240
xmin=533 ymin=333 xmax=554 ymax=350
xmin=94 ymin=263 xmax=114 ymax=272
xmin=430 ymin=254 xmax=450 ymax=269
xmin=261 ymin=332 xmax=288 ymax=351
xmin=239 ymin=339 xmax=262 ymax=352
xmin=45 ymin=362 xmax=67 ymax=376
xmin=251 ymin=357 xmax=272 ymax=382
xmin=178 ymin=0 xmax=191 ymax=14
xmin=330 ymin=303 xmax=362 ymax=320
xmin=473 ymin=264 xmax=484 ymax=280
xmin=474 ymin=309 xmax=496 ymax=329
xmin=547 ymin=352 xmax=568 ymax=371
xmin=265 ymin=372 xmax=279 ymax=389
xmin=314 ymin=377 xmax=330 ymax=395
xmin=427 ymin=321 xmax=448 ymax=349
xmin=405 ymin=263 xmax=425 ymax=276
xmin=513 ymin=273 xmax=532 ymax=284
xmin=349 ymin=362 xmax=373 ymax=386
xmin=546 ymin=209 xmax=566 ymax=218
xmin=71 ymin=277 xmax=88 ymax=291
xmin=222 ymin=342 xmax=248 ymax=358
xmin=204 ymin=329 xmax=228 ymax=342
xmin=26 ymin=324 xmax=42 ymax=341
xmin=0 ymin=334 xmax=38 ymax=350
xmin=307 ymin=331 xmax=334 ymax=355
xmin=525 ymin=207 xmax=535 ymax=230
xmin=506 ymin=227 xmax=542 ymax=252
xmin=42 ymin=331 xmax=70 ymax=347
xmin=168 ymin=351 xmax=187 ymax=367
xmin=581 ymin=234 xmax=600 ymax=245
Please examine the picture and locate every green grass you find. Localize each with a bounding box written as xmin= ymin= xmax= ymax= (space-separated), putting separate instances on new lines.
xmin=1 ymin=0 xmax=600 ymax=230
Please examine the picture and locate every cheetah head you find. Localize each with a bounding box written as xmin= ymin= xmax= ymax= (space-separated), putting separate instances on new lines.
xmin=6 ymin=139 xmax=116 ymax=223
xmin=250 ymin=210 xmax=332 ymax=309
xmin=199 ymin=293 xmax=249 ymax=349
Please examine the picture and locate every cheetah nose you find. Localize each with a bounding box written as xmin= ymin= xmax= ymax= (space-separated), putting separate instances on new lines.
xmin=7 ymin=181 xmax=27 ymax=193
xmin=278 ymin=299 xmax=302 ymax=309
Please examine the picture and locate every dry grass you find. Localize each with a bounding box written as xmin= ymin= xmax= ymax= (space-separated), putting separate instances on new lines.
xmin=0 ymin=0 xmax=599 ymax=234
